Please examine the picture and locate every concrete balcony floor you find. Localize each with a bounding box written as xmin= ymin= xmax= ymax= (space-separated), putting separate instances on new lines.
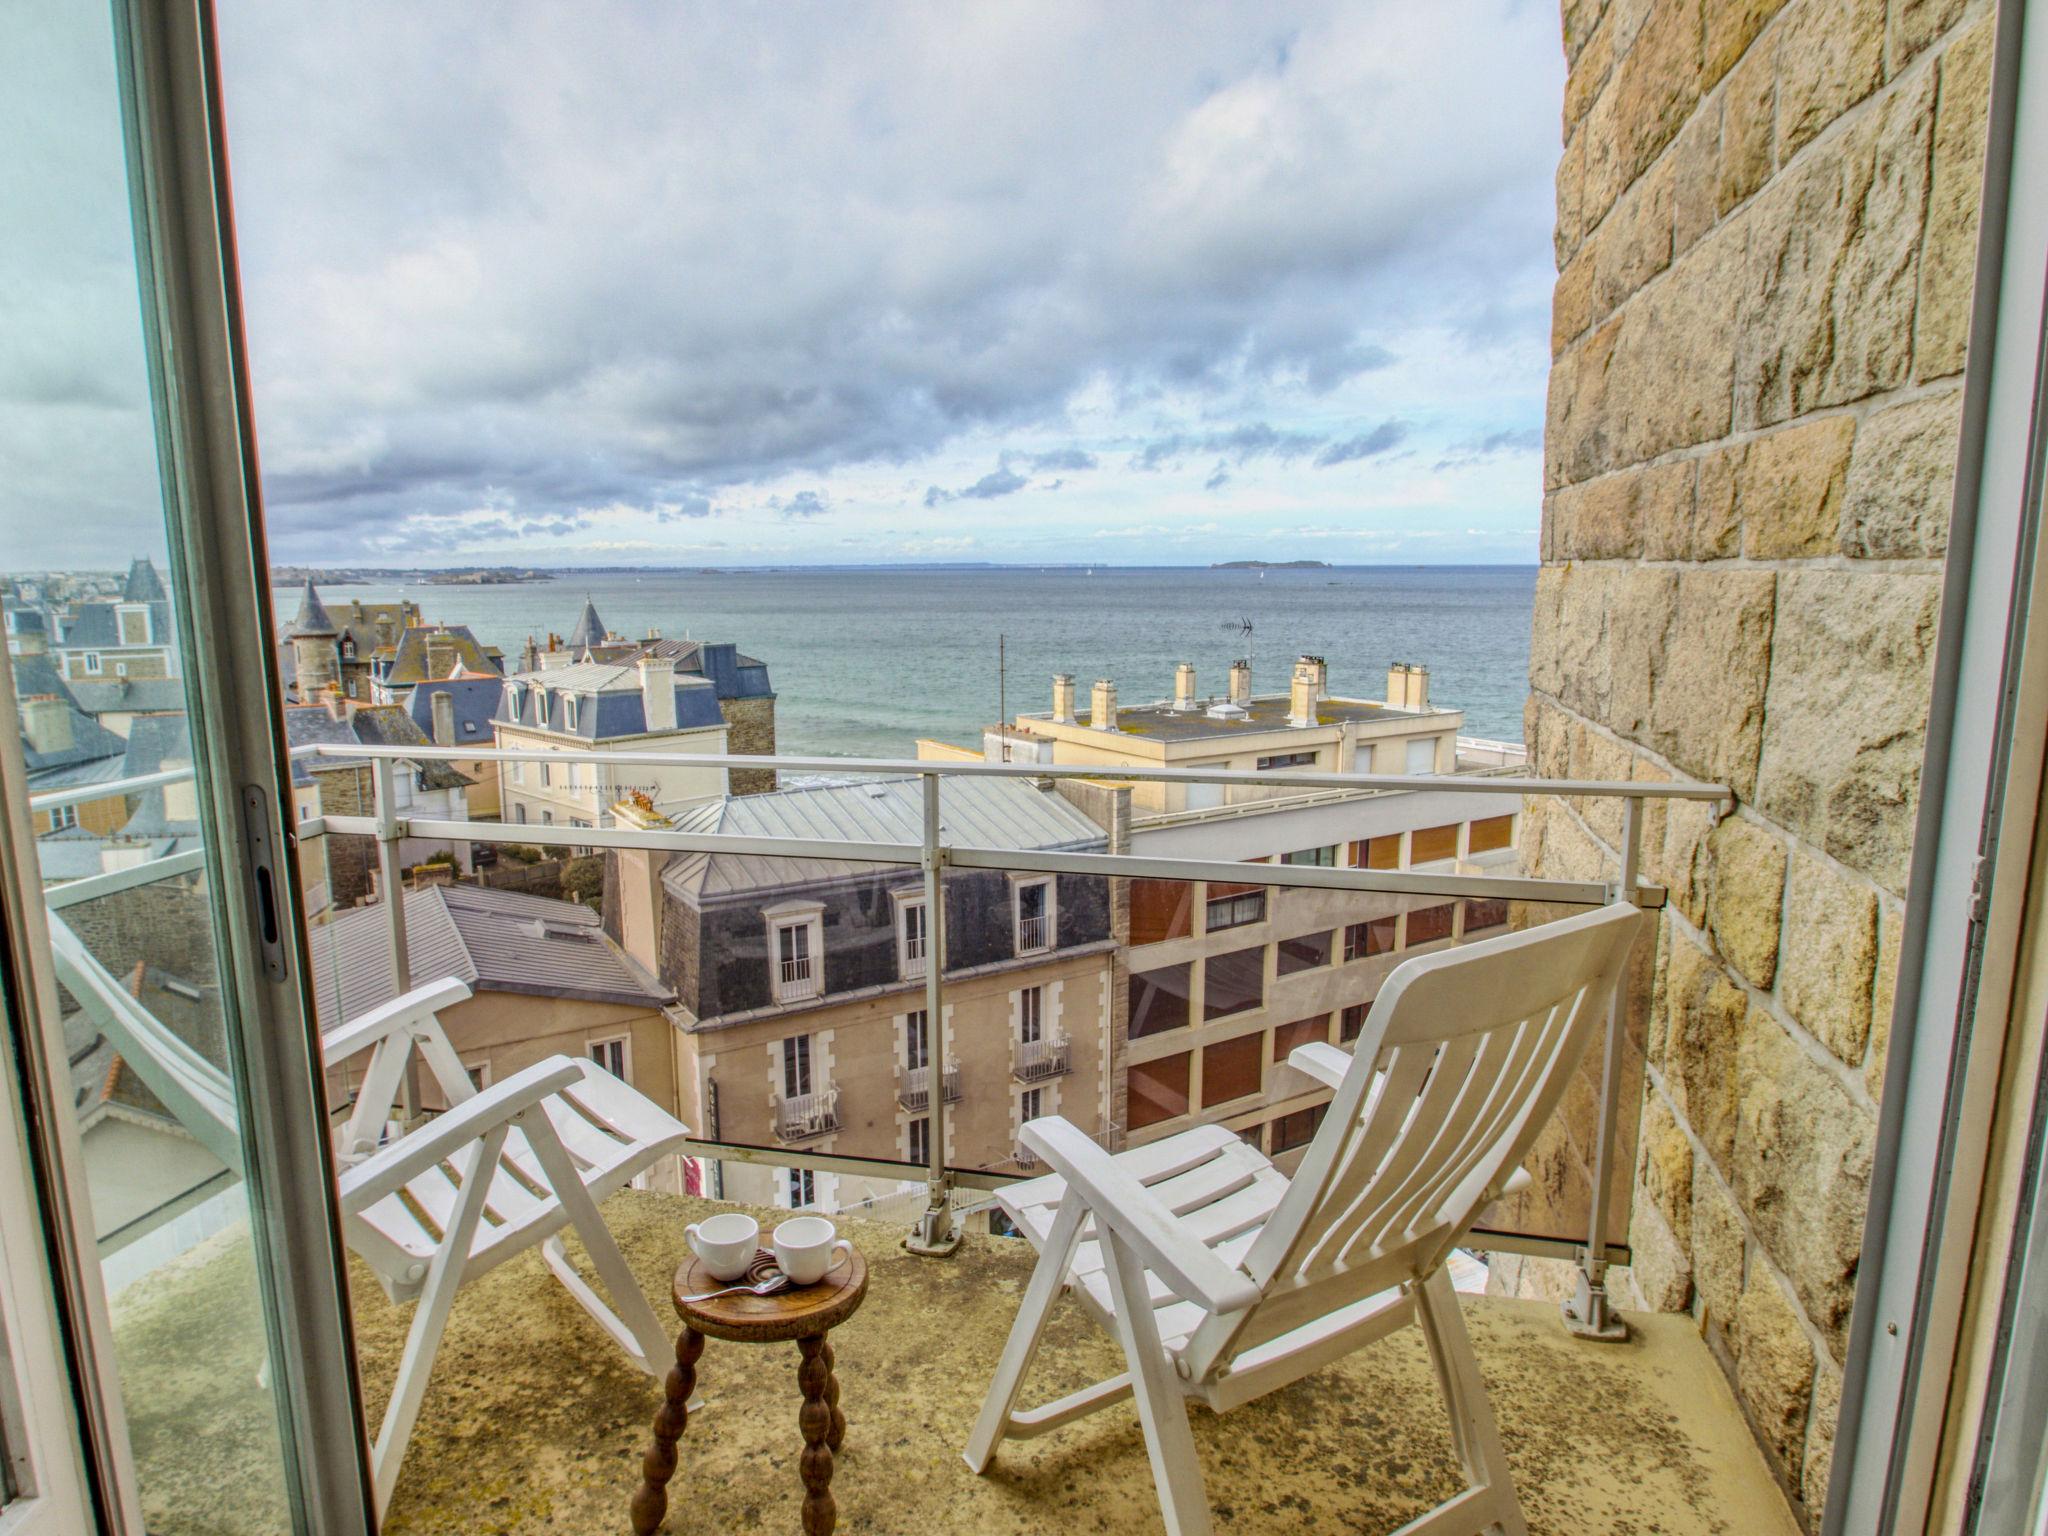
xmin=110 ymin=1190 xmax=1798 ymax=1536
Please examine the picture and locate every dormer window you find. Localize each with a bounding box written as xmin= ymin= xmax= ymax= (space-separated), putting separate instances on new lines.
xmin=1011 ymin=876 xmax=1055 ymax=955
xmin=564 ymin=694 xmax=578 ymax=731
xmin=766 ymin=899 xmax=826 ymax=1004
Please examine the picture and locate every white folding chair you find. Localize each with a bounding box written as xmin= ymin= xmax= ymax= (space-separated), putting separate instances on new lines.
xmin=965 ymin=902 xmax=1647 ymax=1536
xmin=323 ymin=979 xmax=690 ymax=1510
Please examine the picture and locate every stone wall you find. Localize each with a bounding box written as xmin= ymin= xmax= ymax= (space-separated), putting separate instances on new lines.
xmin=722 ymin=695 xmax=777 ymax=795
xmin=1516 ymin=0 xmax=1993 ymax=1521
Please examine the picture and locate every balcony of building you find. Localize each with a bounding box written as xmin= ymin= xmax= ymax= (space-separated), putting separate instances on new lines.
xmin=898 ymin=1060 xmax=962 ymax=1113
xmin=1011 ymin=1033 xmax=1071 ymax=1084
xmin=106 ymin=1191 xmax=1798 ymax=1536
xmin=774 ymin=1087 xmax=841 ymax=1143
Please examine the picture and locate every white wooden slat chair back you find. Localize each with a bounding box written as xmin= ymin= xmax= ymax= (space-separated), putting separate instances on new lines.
xmin=966 ymin=902 xmax=1647 ymax=1536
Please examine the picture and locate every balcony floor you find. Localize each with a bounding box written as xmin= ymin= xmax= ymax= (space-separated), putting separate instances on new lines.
xmin=111 ymin=1190 xmax=1797 ymax=1536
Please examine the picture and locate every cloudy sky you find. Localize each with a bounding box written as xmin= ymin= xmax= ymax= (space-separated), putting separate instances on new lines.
xmin=4 ymin=3 xmax=1565 ymax=571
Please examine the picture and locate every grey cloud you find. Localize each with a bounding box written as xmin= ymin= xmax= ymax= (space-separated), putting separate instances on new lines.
xmin=1021 ymin=447 xmax=1097 ymax=473
xmin=774 ymin=490 xmax=830 ymax=519
xmin=1136 ymin=421 xmax=1325 ymax=471
xmin=1204 ymin=464 xmax=1231 ymax=492
xmin=924 ymin=464 xmax=1029 ymax=505
xmin=1431 ymin=425 xmax=1541 ymax=469
xmin=1314 ymin=419 xmax=1410 ymax=467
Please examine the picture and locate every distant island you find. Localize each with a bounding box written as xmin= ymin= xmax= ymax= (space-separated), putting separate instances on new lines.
xmin=1211 ymin=559 xmax=1331 ymax=570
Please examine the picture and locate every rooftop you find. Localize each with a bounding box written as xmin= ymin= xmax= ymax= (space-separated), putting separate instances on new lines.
xmin=663 ymin=773 xmax=1107 ymax=899
xmin=109 ymin=1191 xmax=1798 ymax=1536
xmin=1035 ymin=691 xmax=1448 ymax=744
xmin=305 ymin=883 xmax=671 ymax=1026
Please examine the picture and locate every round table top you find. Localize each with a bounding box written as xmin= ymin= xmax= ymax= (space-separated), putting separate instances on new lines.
xmin=673 ymin=1248 xmax=868 ymax=1342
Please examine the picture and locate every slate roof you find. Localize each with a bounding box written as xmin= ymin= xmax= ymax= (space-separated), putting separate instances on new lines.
xmin=304 ymin=883 xmax=670 ymax=1029
xmin=118 ymin=714 xmax=199 ymax=839
xmin=68 ymin=677 xmax=188 ymax=718
xmin=281 ymin=704 xmax=471 ymax=790
xmin=382 ymin=625 xmax=504 ymax=686
xmin=499 ymin=665 xmax=723 ymax=739
xmin=123 ymin=558 xmax=169 ymax=604
xmin=407 ymin=677 xmax=506 ymax=745
xmin=55 ymin=599 xmax=172 ymax=651
xmin=619 ymin=639 xmax=774 ymax=701
xmin=290 ymin=580 xmax=337 ymax=637
xmin=566 ymin=599 xmax=608 ymax=651
xmin=35 ymin=833 xmax=190 ymax=883
xmin=17 ymin=649 xmax=127 ymax=779
xmin=662 ymin=774 xmax=1106 ymax=901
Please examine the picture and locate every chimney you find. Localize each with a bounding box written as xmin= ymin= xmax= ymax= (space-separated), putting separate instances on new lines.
xmin=1228 ymin=659 xmax=1252 ymax=708
xmin=1388 ymin=662 xmax=1431 ymax=711
xmin=1090 ymin=678 xmax=1118 ymax=731
xmin=322 ymin=685 xmax=348 ymax=722
xmin=19 ymin=695 xmax=71 ymax=755
xmin=162 ymin=757 xmax=198 ymax=825
xmin=1310 ymin=656 xmax=1328 ymax=700
xmin=1051 ymin=673 xmax=1076 ymax=725
xmin=638 ymin=657 xmax=677 ymax=732
xmin=608 ymin=795 xmax=675 ymax=975
xmin=1289 ymin=657 xmax=1318 ymax=727
xmin=425 ymin=628 xmax=457 ymax=680
xmin=1173 ymin=662 xmax=1197 ymax=711
xmin=431 ymin=688 xmax=455 ymax=747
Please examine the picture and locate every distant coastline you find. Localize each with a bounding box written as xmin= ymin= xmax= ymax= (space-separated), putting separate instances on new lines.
xmin=1209 ymin=559 xmax=1331 ymax=570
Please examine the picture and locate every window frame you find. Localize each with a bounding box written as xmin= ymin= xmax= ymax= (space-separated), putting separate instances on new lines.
xmin=1011 ymin=874 xmax=1055 ymax=955
xmin=588 ymin=1034 xmax=630 ymax=1081
xmin=894 ymin=891 xmax=928 ymax=979
xmin=765 ymin=900 xmax=826 ymax=1003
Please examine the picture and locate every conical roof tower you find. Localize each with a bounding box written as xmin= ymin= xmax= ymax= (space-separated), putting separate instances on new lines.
xmin=292 ymin=579 xmax=338 ymax=638
xmin=566 ymin=597 xmax=607 ymax=652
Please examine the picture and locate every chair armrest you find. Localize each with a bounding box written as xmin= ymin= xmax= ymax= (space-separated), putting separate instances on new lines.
xmin=1022 ymin=1118 xmax=1262 ymax=1315
xmin=337 ymin=1056 xmax=581 ymax=1214
xmin=321 ymin=977 xmax=474 ymax=1067
xmin=1285 ymin=1041 xmax=1354 ymax=1090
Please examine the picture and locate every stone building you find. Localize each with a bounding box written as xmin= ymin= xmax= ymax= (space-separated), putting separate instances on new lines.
xmin=1508 ymin=0 xmax=1995 ymax=1522
xmin=49 ymin=557 xmax=179 ymax=684
xmin=602 ymin=778 xmax=1116 ymax=1218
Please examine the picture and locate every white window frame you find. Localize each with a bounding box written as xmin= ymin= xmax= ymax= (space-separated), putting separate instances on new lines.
xmin=908 ymin=1116 xmax=930 ymax=1167
xmin=903 ymin=1009 xmax=929 ymax=1072
xmin=766 ymin=900 xmax=825 ymax=1003
xmin=589 ymin=1035 xmax=631 ymax=1082
xmin=894 ymin=891 xmax=928 ymax=979
xmin=564 ymin=694 xmax=578 ymax=731
xmin=46 ymin=804 xmax=77 ymax=833
xmin=781 ymin=1034 xmax=814 ymax=1100
xmin=1020 ymin=1086 xmax=1043 ymax=1124
xmin=1011 ymin=875 xmax=1055 ymax=955
xmin=81 ymin=654 xmax=100 ymax=676
xmin=786 ymin=1167 xmax=816 ymax=1209
xmin=1018 ymin=985 xmax=1043 ymax=1045
xmin=539 ymin=760 xmax=551 ymax=789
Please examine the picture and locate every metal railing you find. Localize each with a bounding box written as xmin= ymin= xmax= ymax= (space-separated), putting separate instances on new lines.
xmin=1013 ymin=1034 xmax=1071 ymax=1083
xmin=774 ymin=1088 xmax=841 ymax=1143
xmin=35 ymin=739 xmax=1729 ymax=1336
xmin=898 ymin=1062 xmax=961 ymax=1112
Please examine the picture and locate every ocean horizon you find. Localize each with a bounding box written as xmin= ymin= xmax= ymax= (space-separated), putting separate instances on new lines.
xmin=277 ymin=564 xmax=1536 ymax=759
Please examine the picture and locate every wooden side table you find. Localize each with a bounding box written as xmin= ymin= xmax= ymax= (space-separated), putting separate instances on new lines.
xmin=631 ymin=1248 xmax=868 ymax=1536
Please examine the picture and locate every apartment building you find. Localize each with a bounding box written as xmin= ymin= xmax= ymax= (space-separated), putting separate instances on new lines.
xmin=407 ymin=677 xmax=506 ymax=820
xmin=495 ymin=659 xmax=729 ymax=829
xmin=523 ymin=598 xmax=779 ymax=794
xmin=602 ymin=779 xmax=1116 ymax=1216
xmin=923 ymin=655 xmax=1522 ymax=1172
xmin=47 ymin=558 xmax=179 ymax=684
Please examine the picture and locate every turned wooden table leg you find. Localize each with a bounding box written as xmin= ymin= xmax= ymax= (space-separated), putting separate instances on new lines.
xmin=631 ymin=1327 xmax=704 ymax=1536
xmin=797 ymin=1333 xmax=838 ymax=1535
xmin=821 ymin=1335 xmax=845 ymax=1453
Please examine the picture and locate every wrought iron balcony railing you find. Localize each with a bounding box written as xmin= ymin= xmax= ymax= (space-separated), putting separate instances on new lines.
xmin=775 ymin=1088 xmax=841 ymax=1143
xmin=897 ymin=1062 xmax=961 ymax=1113
xmin=1012 ymin=1034 xmax=1071 ymax=1083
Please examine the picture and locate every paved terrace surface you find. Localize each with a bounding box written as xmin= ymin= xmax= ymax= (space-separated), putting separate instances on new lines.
xmin=110 ymin=1191 xmax=1798 ymax=1536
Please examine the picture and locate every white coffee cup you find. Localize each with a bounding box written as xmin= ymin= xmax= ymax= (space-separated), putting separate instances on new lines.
xmin=772 ymin=1216 xmax=853 ymax=1286
xmin=686 ymin=1212 xmax=760 ymax=1282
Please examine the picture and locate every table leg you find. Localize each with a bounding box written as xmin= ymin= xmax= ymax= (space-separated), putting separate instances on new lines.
xmin=631 ymin=1327 xmax=704 ymax=1536
xmin=821 ymin=1335 xmax=845 ymax=1453
xmin=797 ymin=1333 xmax=837 ymax=1536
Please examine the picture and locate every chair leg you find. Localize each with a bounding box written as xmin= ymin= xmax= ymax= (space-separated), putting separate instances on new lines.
xmin=371 ymin=1126 xmax=507 ymax=1514
xmin=964 ymin=1197 xmax=1085 ymax=1473
xmin=1412 ymin=1269 xmax=1527 ymax=1536
xmin=1099 ymin=1231 xmax=1212 ymax=1536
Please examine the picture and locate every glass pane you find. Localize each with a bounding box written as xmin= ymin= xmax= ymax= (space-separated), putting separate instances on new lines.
xmin=1273 ymin=1014 xmax=1330 ymax=1063
xmin=1411 ymin=824 xmax=1460 ymax=863
xmin=1130 ymin=962 xmax=1192 ymax=1039
xmin=1202 ymin=944 xmax=1265 ymax=1021
xmin=0 ymin=5 xmax=295 ymax=1528
xmin=1200 ymin=1032 xmax=1263 ymax=1109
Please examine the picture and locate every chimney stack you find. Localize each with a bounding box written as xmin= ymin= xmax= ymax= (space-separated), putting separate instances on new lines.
xmin=1173 ymin=662 xmax=1197 ymax=711
xmin=431 ymin=688 xmax=455 ymax=747
xmin=322 ymin=684 xmax=348 ymax=722
xmin=1051 ymin=674 xmax=1076 ymax=725
xmin=1289 ymin=657 xmax=1319 ymax=727
xmin=19 ymin=695 xmax=71 ymax=756
xmin=1228 ymin=659 xmax=1252 ymax=707
xmin=425 ymin=628 xmax=457 ymax=681
xmin=162 ymin=756 xmax=198 ymax=825
xmin=1388 ymin=662 xmax=1431 ymax=711
xmin=1090 ymin=678 xmax=1118 ymax=731
xmin=638 ymin=656 xmax=677 ymax=732
xmin=1310 ymin=656 xmax=1328 ymax=700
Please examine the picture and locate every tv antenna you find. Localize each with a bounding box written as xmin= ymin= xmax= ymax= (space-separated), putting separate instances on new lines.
xmin=1220 ymin=615 xmax=1254 ymax=678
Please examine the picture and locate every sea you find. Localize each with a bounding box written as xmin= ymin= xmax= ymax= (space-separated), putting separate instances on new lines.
xmin=278 ymin=565 xmax=1536 ymax=759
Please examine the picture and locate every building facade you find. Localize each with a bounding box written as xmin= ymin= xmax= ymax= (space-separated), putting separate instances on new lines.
xmin=495 ymin=660 xmax=728 ymax=829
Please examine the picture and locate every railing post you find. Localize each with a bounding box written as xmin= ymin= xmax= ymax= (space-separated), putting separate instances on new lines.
xmin=370 ymin=757 xmax=419 ymax=1128
xmin=1564 ymin=794 xmax=1642 ymax=1342
xmin=905 ymin=771 xmax=961 ymax=1256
